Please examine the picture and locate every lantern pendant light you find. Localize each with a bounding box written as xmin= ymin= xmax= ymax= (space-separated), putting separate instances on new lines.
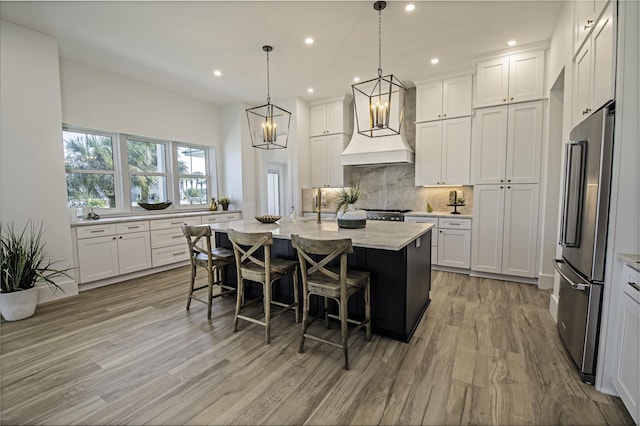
xmin=246 ymin=45 xmax=291 ymax=149
xmin=352 ymin=1 xmax=406 ymax=138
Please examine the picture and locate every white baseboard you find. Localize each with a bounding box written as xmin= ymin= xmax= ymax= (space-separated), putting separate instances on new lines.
xmin=79 ymin=261 xmax=189 ymax=291
xmin=549 ymin=293 xmax=559 ymax=321
xmin=469 ymin=270 xmax=538 ymax=285
xmin=432 ymin=265 xmax=470 ymax=274
xmin=37 ymin=279 xmax=78 ymax=304
xmin=537 ymin=272 xmax=555 ymax=290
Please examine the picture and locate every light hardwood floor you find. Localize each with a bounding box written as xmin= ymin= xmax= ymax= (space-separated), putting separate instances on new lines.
xmin=1 ymin=268 xmax=633 ymax=425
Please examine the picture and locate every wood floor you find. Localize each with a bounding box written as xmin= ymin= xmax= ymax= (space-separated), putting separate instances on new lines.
xmin=1 ymin=268 xmax=633 ymax=425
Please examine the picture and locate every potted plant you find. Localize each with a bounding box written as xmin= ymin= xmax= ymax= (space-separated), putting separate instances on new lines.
xmin=218 ymin=196 xmax=231 ymax=211
xmin=0 ymin=221 xmax=73 ymax=321
xmin=334 ymin=184 xmax=366 ymax=229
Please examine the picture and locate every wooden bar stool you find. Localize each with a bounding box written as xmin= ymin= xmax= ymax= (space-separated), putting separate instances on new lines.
xmin=227 ymin=229 xmax=299 ymax=344
xmin=291 ymin=234 xmax=371 ymax=370
xmin=182 ymin=224 xmax=235 ymax=319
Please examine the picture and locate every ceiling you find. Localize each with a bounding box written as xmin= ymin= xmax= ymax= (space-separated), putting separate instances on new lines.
xmin=0 ymin=1 xmax=564 ymax=106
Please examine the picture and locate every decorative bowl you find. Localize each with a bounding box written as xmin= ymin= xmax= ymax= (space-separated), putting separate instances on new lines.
xmin=138 ymin=201 xmax=172 ymax=210
xmin=255 ymin=215 xmax=281 ymax=223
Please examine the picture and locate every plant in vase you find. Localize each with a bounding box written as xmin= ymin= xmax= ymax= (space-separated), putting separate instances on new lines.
xmin=0 ymin=221 xmax=73 ymax=321
xmin=335 ymin=184 xmax=366 ymax=228
xmin=218 ymin=196 xmax=231 ymax=211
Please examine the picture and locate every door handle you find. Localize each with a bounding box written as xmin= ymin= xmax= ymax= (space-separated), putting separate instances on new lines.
xmin=553 ymin=259 xmax=590 ymax=291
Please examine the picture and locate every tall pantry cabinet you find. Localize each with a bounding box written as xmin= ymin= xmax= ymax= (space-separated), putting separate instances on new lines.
xmin=471 ymin=49 xmax=546 ymax=279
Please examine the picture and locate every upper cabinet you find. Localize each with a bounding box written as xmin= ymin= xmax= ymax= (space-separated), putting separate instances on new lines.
xmin=415 ymin=117 xmax=471 ymax=186
xmin=575 ymin=0 xmax=610 ymax=54
xmin=416 ymin=75 xmax=472 ymax=122
xmin=309 ymin=134 xmax=350 ymax=188
xmin=310 ymin=97 xmax=352 ymax=137
xmin=573 ymin=0 xmax=616 ymax=126
xmin=474 ymin=50 xmax=545 ymax=108
xmin=472 ymin=101 xmax=543 ymax=185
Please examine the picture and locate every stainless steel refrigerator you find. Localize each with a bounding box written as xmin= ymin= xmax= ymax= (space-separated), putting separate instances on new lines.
xmin=554 ymin=101 xmax=615 ymax=384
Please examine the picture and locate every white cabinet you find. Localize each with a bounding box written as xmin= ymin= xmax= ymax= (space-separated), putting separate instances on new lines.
xmin=415 ymin=117 xmax=471 ymax=186
xmin=310 ymin=97 xmax=351 ymax=136
xmin=416 ymin=75 xmax=472 ymax=122
xmin=614 ymin=264 xmax=640 ymax=424
xmin=76 ymin=221 xmax=151 ymax=283
xmin=472 ymin=101 xmax=543 ymax=185
xmin=437 ymin=218 xmax=471 ymax=269
xmin=474 ymin=50 xmax=545 ymax=108
xmin=573 ymin=0 xmax=616 ymax=126
xmin=149 ymin=216 xmax=200 ymax=267
xmin=471 ymin=184 xmax=539 ymax=277
xmin=309 ymin=134 xmax=350 ymax=188
xmin=201 ymin=212 xmax=242 ymax=224
xmin=575 ymin=0 xmax=609 ymax=53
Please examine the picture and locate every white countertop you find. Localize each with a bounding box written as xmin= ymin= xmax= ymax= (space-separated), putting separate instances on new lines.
xmin=72 ymin=209 xmax=241 ymax=227
xmin=618 ymin=253 xmax=640 ymax=271
xmin=406 ymin=211 xmax=473 ymax=219
xmin=208 ymin=218 xmax=433 ymax=251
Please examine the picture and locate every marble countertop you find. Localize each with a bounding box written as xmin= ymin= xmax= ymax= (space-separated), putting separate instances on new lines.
xmin=72 ymin=209 xmax=241 ymax=227
xmin=618 ymin=253 xmax=640 ymax=271
xmin=208 ymin=218 xmax=433 ymax=251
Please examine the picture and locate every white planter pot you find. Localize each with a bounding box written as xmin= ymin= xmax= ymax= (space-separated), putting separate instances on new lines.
xmin=0 ymin=287 xmax=39 ymax=321
xmin=337 ymin=204 xmax=367 ymax=229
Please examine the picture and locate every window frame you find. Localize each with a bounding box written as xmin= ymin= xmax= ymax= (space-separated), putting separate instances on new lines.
xmin=63 ymin=125 xmax=218 ymax=216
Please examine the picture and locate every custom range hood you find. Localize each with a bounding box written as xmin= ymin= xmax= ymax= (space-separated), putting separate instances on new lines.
xmin=340 ymin=98 xmax=414 ymax=166
xmin=340 ymin=129 xmax=414 ymax=166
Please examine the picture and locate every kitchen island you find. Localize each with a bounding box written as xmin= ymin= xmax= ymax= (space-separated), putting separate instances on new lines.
xmin=208 ymin=218 xmax=433 ymax=342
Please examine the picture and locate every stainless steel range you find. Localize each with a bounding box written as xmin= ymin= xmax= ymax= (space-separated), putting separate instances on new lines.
xmin=364 ymin=209 xmax=411 ymax=222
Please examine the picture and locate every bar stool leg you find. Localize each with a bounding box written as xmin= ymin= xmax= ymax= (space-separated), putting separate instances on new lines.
xmin=293 ymin=267 xmax=300 ymax=323
xmin=340 ymin=298 xmax=349 ymax=370
xmin=264 ymin=281 xmax=272 ymax=344
xmin=233 ymin=278 xmax=243 ymax=332
xmin=324 ymin=296 xmax=330 ymax=329
xmin=207 ymin=268 xmax=214 ymax=319
xmin=299 ymin=289 xmax=309 ymax=353
xmin=186 ymin=264 xmax=196 ymax=311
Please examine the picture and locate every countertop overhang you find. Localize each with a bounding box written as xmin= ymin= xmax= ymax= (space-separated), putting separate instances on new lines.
xmin=208 ymin=218 xmax=433 ymax=251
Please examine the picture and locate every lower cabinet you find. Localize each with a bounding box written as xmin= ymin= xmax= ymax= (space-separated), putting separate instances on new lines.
xmin=150 ymin=216 xmax=201 ymax=267
xmin=614 ymin=264 xmax=640 ymax=424
xmin=76 ymin=221 xmax=151 ymax=283
xmin=437 ymin=218 xmax=471 ymax=269
xmin=471 ymin=183 xmax=539 ymax=277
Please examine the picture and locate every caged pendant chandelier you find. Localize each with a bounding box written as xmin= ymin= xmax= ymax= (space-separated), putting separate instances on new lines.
xmin=246 ymin=45 xmax=291 ymax=149
xmin=352 ymin=1 xmax=406 ymax=138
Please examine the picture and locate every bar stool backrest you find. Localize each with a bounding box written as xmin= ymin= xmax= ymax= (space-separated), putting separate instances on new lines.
xmin=291 ymin=235 xmax=353 ymax=282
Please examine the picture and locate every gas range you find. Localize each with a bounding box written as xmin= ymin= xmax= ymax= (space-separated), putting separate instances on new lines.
xmin=364 ymin=209 xmax=411 ymax=222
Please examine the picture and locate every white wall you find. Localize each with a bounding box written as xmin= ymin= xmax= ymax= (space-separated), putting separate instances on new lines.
xmin=61 ymin=60 xmax=220 ymax=147
xmin=0 ymin=21 xmax=77 ymax=302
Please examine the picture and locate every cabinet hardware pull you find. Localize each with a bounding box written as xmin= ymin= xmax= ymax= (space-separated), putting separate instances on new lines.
xmin=127 ymin=226 xmax=140 ymax=229
xmin=503 ymin=98 xmax=507 ymax=102
xmin=500 ymin=186 xmax=504 ymax=189
xmin=585 ymin=108 xmax=591 ymax=113
xmin=171 ymin=221 xmax=182 ymax=225
xmin=500 ymin=179 xmax=504 ymax=182
xmin=90 ymin=229 xmax=105 ymax=233
xmin=119 ymin=236 xmax=123 ymax=239
xmin=507 ymin=179 xmax=511 ymax=182
xmin=629 ymin=281 xmax=640 ymax=292
xmin=438 ymin=114 xmax=441 ymax=118
xmin=584 ymin=19 xmax=593 ymax=30
xmin=507 ymin=186 xmax=511 ymax=189
xmin=443 ymin=114 xmax=447 ymax=117
xmin=172 ymin=235 xmax=182 ymax=239
xmin=510 ymin=97 xmax=514 ymax=101
xmin=173 ymin=251 xmax=186 ymax=256
xmin=112 ymin=237 xmax=116 ymax=240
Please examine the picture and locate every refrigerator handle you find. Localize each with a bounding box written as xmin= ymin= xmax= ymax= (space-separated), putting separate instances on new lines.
xmin=553 ymin=259 xmax=590 ymax=291
xmin=559 ymin=141 xmax=587 ymax=248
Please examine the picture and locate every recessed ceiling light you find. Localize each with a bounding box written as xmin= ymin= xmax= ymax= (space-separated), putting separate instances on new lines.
xmin=430 ymin=58 xmax=439 ymax=65
xmin=507 ymin=40 xmax=517 ymax=47
xmin=213 ymin=70 xmax=222 ymax=77
xmin=353 ymin=76 xmax=360 ymax=82
xmin=307 ymin=87 xmax=314 ymax=94
xmin=405 ymin=4 xmax=416 ymax=12
xmin=305 ymin=37 xmax=314 ymax=45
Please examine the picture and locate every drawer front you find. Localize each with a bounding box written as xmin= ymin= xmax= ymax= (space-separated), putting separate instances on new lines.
xmin=150 ymin=216 xmax=201 ymax=230
xmin=116 ymin=221 xmax=149 ymax=234
xmin=151 ymin=228 xmax=187 ymax=249
xmin=439 ymin=217 xmax=471 ymax=230
xmin=200 ymin=213 xmax=241 ymax=224
xmin=152 ymin=245 xmax=191 ymax=267
xmin=624 ymin=264 xmax=640 ymax=304
xmin=76 ymin=224 xmax=117 ymax=239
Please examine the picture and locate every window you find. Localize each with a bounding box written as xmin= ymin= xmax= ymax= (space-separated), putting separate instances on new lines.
xmin=127 ymin=137 xmax=168 ymax=206
xmin=63 ymin=126 xmax=216 ymax=214
xmin=63 ymin=130 xmax=118 ymax=209
xmin=176 ymin=145 xmax=208 ymax=206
